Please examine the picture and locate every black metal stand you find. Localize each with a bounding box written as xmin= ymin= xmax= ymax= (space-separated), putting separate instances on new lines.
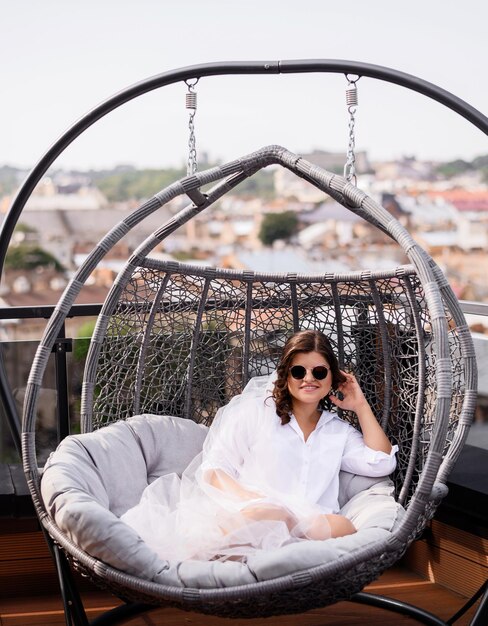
xmin=351 ymin=585 xmax=488 ymax=626
xmin=44 ymin=528 xmax=155 ymax=626
xmin=352 ymin=592 xmax=449 ymax=625
xmin=448 ymin=579 xmax=488 ymax=625
xmin=43 ymin=529 xmax=90 ymax=626
xmin=89 ymin=603 xmax=153 ymax=626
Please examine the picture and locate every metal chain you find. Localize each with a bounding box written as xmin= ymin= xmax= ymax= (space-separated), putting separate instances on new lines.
xmin=185 ymin=79 xmax=199 ymax=176
xmin=344 ymin=76 xmax=359 ymax=185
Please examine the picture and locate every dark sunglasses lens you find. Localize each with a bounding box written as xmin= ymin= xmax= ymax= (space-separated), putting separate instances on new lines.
xmin=290 ymin=365 xmax=306 ymax=379
xmin=312 ymin=366 xmax=328 ymax=380
xmin=290 ymin=365 xmax=329 ymax=380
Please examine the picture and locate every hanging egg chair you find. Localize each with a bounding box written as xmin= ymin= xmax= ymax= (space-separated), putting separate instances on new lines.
xmin=12 ymin=61 xmax=485 ymax=625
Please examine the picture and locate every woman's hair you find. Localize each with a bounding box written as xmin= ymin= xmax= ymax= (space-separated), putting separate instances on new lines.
xmin=272 ymin=330 xmax=346 ymax=425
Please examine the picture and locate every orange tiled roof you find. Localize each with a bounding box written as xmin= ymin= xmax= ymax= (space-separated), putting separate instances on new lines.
xmin=426 ymin=189 xmax=488 ymax=212
xmin=2 ymin=285 xmax=110 ymax=308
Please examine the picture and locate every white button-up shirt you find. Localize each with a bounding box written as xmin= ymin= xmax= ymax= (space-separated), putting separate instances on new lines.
xmin=201 ymin=391 xmax=398 ymax=516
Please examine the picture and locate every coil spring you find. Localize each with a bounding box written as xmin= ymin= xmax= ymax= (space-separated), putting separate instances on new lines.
xmin=346 ymin=83 xmax=358 ymax=108
xmin=186 ymin=91 xmax=197 ymax=110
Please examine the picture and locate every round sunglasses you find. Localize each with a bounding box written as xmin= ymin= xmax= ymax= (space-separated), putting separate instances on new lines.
xmin=289 ymin=365 xmax=329 ymax=381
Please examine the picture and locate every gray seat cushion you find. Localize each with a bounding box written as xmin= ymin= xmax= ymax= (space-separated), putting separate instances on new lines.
xmin=41 ymin=414 xmax=403 ymax=588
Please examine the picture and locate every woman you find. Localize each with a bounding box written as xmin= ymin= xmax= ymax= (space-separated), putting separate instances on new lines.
xmin=121 ymin=330 xmax=397 ymax=561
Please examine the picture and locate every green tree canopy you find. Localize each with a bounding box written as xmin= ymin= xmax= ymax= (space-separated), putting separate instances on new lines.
xmin=259 ymin=211 xmax=299 ymax=246
xmin=435 ymin=159 xmax=471 ymax=178
xmin=95 ymin=168 xmax=186 ymax=202
xmin=232 ymin=170 xmax=276 ymax=199
xmin=94 ymin=167 xmax=276 ymax=202
xmin=5 ymin=244 xmax=64 ymax=272
xmin=434 ymin=154 xmax=488 ymax=179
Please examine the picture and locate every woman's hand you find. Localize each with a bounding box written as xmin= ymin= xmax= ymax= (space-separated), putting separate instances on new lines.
xmin=330 ymin=371 xmax=392 ymax=454
xmin=329 ymin=371 xmax=369 ymax=414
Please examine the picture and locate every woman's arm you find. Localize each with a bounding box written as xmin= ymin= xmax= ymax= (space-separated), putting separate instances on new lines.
xmin=203 ymin=468 xmax=264 ymax=500
xmin=201 ymin=393 xmax=267 ymax=501
xmin=329 ymin=371 xmax=392 ymax=454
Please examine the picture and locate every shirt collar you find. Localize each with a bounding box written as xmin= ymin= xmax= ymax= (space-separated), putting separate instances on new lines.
xmin=316 ymin=410 xmax=335 ymax=428
xmin=288 ymin=410 xmax=335 ymax=436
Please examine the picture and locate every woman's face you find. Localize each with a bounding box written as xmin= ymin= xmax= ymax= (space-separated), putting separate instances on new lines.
xmin=287 ymin=350 xmax=332 ymax=409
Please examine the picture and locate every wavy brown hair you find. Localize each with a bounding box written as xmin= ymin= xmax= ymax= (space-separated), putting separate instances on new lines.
xmin=272 ymin=330 xmax=346 ymax=425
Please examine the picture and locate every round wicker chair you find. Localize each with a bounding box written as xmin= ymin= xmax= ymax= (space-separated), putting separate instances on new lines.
xmin=22 ymin=145 xmax=477 ymax=621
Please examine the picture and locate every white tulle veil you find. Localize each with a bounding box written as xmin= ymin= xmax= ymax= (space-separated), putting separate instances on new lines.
xmin=121 ymin=371 xmax=330 ymax=562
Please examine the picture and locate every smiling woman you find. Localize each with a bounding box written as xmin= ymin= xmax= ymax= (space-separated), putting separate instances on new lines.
xmin=121 ymin=330 xmax=398 ymax=557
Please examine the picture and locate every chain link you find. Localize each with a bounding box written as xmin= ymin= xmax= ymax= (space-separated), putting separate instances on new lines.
xmin=344 ymin=77 xmax=359 ymax=185
xmin=185 ymin=79 xmax=199 ymax=176
xmin=187 ymin=110 xmax=197 ymax=176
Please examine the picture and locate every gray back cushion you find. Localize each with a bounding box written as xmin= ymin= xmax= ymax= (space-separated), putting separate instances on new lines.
xmin=40 ymin=413 xmax=397 ymax=587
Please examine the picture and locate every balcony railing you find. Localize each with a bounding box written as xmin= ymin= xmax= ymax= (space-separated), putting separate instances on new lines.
xmin=0 ymin=299 xmax=487 ymax=526
xmin=1 ymin=299 xmax=488 ymax=462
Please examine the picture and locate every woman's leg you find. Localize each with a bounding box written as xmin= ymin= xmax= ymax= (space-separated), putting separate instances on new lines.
xmin=222 ymin=506 xmax=356 ymax=542
xmin=303 ymin=513 xmax=356 ymax=540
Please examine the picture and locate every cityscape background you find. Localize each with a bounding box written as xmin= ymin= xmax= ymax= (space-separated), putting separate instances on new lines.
xmin=0 ymin=0 xmax=487 ymax=457
xmin=1 ymin=0 xmax=487 ymax=331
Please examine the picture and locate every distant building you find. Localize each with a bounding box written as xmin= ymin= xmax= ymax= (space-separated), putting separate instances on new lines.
xmin=301 ymin=150 xmax=371 ymax=174
xmin=223 ymin=246 xmax=350 ymax=275
xmin=456 ymin=215 xmax=488 ymax=251
xmin=298 ymin=200 xmax=362 ymax=248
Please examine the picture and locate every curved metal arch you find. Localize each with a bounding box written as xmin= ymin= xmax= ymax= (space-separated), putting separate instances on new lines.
xmin=1 ymin=59 xmax=487 ymax=275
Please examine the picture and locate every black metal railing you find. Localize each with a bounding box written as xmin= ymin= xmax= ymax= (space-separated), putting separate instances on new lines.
xmin=0 ymin=303 xmax=102 ymax=462
xmin=0 ymin=299 xmax=487 ymax=464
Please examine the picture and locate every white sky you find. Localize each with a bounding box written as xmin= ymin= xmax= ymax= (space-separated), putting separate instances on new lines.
xmin=1 ymin=0 xmax=487 ymax=170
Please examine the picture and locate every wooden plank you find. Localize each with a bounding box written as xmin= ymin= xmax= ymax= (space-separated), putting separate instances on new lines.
xmin=0 ymin=518 xmax=39 ymax=534
xmin=430 ymin=519 xmax=488 ymax=566
xmin=404 ymin=539 xmax=487 ymax=598
xmin=0 ymin=570 xmax=477 ymax=626
xmin=0 ymin=603 xmax=115 ymax=626
xmin=0 ymin=531 xmax=51 ymax=561
xmin=403 ymin=517 xmax=487 ymax=597
xmin=0 ymin=557 xmax=59 ymax=598
xmin=0 ymin=557 xmax=56 ymax=578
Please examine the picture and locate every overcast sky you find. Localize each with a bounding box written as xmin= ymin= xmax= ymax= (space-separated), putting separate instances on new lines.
xmin=1 ymin=0 xmax=487 ymax=170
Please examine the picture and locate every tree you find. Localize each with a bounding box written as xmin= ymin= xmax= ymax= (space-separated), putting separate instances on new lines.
xmin=5 ymin=244 xmax=64 ymax=272
xmin=258 ymin=211 xmax=298 ymax=246
xmin=435 ymin=159 xmax=471 ymax=178
xmin=95 ymin=168 xmax=186 ymax=202
xmin=233 ymin=170 xmax=276 ymax=199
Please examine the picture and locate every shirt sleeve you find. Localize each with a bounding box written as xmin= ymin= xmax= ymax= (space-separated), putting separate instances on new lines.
xmin=199 ymin=394 xmax=258 ymax=478
xmin=340 ymin=422 xmax=398 ymax=477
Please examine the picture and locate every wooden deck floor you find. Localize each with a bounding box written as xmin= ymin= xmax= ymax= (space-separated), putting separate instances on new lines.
xmin=0 ymin=565 xmax=479 ymax=626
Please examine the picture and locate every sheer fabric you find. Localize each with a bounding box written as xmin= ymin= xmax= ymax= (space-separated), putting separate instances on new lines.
xmin=121 ymin=373 xmax=397 ymax=562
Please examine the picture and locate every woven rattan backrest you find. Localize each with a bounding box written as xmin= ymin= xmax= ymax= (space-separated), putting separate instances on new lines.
xmin=82 ymin=258 xmax=466 ymax=506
